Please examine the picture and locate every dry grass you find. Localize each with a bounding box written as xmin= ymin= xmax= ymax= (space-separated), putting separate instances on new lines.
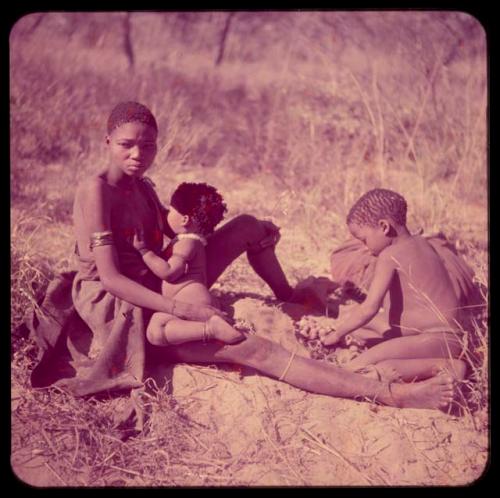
xmin=11 ymin=12 xmax=488 ymax=486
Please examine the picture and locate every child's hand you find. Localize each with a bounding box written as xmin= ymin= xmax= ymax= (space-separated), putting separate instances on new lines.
xmin=133 ymin=228 xmax=149 ymax=253
xmin=319 ymin=329 xmax=344 ymax=347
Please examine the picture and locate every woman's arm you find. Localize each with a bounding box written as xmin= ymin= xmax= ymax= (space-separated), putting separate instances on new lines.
xmin=80 ymin=179 xmax=219 ymax=321
xmin=320 ymin=254 xmax=396 ymax=346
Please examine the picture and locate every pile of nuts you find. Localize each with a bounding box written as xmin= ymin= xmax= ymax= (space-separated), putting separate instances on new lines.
xmin=294 ymin=315 xmax=365 ymax=366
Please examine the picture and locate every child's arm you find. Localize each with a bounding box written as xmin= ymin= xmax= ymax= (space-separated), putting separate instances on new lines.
xmin=133 ymin=231 xmax=195 ymax=282
xmin=320 ymin=254 xmax=396 ymax=346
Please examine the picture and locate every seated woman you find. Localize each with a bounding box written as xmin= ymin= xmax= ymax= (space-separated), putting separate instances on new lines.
xmin=33 ymin=101 xmax=456 ymax=413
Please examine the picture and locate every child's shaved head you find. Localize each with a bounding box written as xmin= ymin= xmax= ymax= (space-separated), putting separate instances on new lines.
xmin=347 ymin=188 xmax=407 ymax=227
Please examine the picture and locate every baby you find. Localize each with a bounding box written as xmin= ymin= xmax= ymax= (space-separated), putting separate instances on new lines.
xmin=320 ymin=188 xmax=467 ymax=382
xmin=134 ymin=182 xmax=244 ymax=346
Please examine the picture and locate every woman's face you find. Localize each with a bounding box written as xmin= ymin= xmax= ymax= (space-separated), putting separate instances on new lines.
xmin=107 ymin=121 xmax=158 ymax=178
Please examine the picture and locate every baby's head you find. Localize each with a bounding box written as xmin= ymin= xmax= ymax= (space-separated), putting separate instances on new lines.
xmin=346 ymin=188 xmax=407 ymax=255
xmin=168 ymin=182 xmax=227 ymax=237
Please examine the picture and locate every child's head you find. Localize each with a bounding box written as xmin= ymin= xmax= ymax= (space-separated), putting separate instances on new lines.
xmin=106 ymin=102 xmax=158 ymax=177
xmin=168 ymin=182 xmax=227 ymax=236
xmin=346 ymin=188 xmax=408 ymax=255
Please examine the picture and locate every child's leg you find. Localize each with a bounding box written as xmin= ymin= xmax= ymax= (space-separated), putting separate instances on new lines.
xmin=346 ymin=332 xmax=463 ymax=371
xmin=375 ymin=358 xmax=467 ymax=382
xmin=147 ymin=311 xmax=244 ymax=346
xmin=172 ymin=282 xmax=213 ymax=306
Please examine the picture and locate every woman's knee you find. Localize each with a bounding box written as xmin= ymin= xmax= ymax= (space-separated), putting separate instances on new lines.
xmin=231 ymin=214 xmax=265 ymax=244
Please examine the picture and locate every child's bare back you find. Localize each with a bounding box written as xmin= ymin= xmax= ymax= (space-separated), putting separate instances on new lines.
xmin=381 ymin=234 xmax=459 ymax=334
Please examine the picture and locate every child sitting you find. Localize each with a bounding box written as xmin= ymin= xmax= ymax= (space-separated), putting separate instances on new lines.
xmin=320 ymin=188 xmax=467 ymax=382
xmin=133 ymin=182 xmax=245 ymax=346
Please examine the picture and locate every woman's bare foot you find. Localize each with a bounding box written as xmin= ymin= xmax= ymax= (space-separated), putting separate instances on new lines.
xmin=206 ymin=315 xmax=245 ymax=344
xmin=389 ymin=373 xmax=455 ymax=410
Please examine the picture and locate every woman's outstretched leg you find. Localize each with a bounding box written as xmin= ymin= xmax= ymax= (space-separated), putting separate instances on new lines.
xmin=160 ymin=334 xmax=454 ymax=410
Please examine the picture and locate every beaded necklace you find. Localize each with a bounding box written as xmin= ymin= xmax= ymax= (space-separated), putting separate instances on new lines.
xmin=173 ymin=233 xmax=208 ymax=246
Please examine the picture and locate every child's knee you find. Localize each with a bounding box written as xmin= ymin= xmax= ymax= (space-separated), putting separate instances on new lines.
xmin=146 ymin=313 xmax=170 ymax=346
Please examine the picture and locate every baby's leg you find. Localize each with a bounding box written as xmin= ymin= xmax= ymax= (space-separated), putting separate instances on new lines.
xmin=173 ymin=282 xmax=213 ymax=306
xmin=146 ymin=312 xmax=205 ymax=346
xmin=147 ymin=312 xmax=244 ymax=345
xmin=345 ymin=332 xmax=463 ymax=371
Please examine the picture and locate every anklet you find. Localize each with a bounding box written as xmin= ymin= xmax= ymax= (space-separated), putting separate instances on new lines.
xmin=203 ymin=321 xmax=211 ymax=344
xmin=279 ymin=347 xmax=298 ymax=381
xmin=175 ymin=233 xmax=207 ymax=246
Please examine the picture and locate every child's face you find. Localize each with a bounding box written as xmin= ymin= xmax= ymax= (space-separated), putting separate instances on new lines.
xmin=167 ymin=205 xmax=188 ymax=234
xmin=107 ymin=121 xmax=158 ymax=177
xmin=348 ymin=222 xmax=391 ymax=256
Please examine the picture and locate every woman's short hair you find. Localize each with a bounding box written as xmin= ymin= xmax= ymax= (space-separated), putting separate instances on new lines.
xmin=107 ymin=101 xmax=158 ymax=134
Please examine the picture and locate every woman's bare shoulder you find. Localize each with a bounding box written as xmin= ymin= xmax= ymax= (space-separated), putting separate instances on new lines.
xmin=75 ymin=174 xmax=110 ymax=199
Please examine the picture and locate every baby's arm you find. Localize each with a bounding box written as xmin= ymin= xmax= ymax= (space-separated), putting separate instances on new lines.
xmin=321 ymin=253 xmax=396 ymax=346
xmin=134 ymin=232 xmax=196 ymax=282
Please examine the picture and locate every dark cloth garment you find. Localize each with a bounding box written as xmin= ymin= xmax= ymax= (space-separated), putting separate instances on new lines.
xmin=330 ymin=231 xmax=480 ymax=309
xmin=25 ymin=176 xmax=170 ymax=430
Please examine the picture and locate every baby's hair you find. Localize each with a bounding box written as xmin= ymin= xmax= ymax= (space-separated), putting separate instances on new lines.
xmin=107 ymin=101 xmax=158 ymax=134
xmin=347 ymin=188 xmax=407 ymax=227
xmin=170 ymin=182 xmax=227 ymax=236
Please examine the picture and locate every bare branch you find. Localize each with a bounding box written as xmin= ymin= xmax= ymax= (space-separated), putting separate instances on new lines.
xmin=123 ymin=12 xmax=134 ymax=68
xmin=215 ymin=12 xmax=235 ymax=66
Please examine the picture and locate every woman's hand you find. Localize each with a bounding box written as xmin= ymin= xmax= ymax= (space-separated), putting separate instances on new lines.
xmin=171 ymin=301 xmax=227 ymax=322
xmin=248 ymin=220 xmax=281 ymax=253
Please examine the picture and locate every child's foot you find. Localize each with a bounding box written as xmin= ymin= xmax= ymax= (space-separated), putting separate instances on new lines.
xmin=375 ymin=364 xmax=403 ymax=383
xmin=430 ymin=359 xmax=467 ymax=382
xmin=206 ymin=315 xmax=245 ymax=344
xmin=389 ymin=372 xmax=455 ymax=410
xmin=350 ymin=364 xmax=402 ymax=383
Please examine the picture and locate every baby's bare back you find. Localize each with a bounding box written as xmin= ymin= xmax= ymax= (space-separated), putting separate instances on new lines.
xmin=384 ymin=236 xmax=459 ymax=332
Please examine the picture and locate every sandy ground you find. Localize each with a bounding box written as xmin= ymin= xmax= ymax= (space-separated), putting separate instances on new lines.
xmin=12 ymin=292 xmax=488 ymax=487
